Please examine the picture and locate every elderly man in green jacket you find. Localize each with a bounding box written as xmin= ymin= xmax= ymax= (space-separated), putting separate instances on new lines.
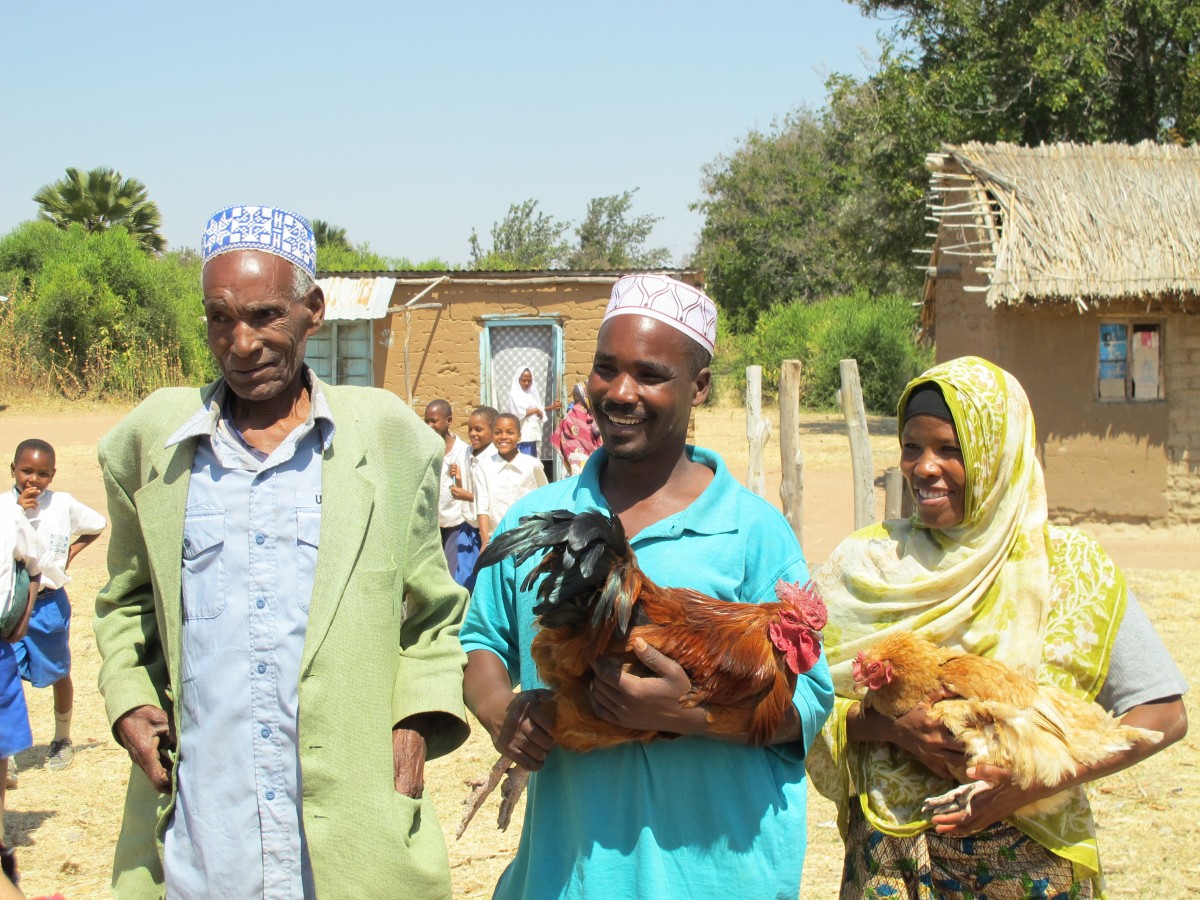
xmin=94 ymin=206 xmax=469 ymax=899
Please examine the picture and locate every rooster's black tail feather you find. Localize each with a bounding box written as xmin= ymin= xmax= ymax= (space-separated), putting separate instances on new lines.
xmin=475 ymin=509 xmax=637 ymax=630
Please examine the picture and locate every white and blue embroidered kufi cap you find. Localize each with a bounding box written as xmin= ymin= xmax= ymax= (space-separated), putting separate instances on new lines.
xmin=202 ymin=205 xmax=317 ymax=278
xmin=603 ymin=273 xmax=718 ymax=355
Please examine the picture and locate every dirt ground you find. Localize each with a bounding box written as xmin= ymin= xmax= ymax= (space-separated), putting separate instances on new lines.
xmin=1 ymin=399 xmax=1196 ymax=898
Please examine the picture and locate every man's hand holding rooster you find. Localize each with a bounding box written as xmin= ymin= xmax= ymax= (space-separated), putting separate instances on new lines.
xmin=590 ymin=638 xmax=709 ymax=736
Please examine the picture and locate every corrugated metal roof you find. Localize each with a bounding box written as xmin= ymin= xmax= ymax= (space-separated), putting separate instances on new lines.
xmin=316 ymin=276 xmax=397 ymax=320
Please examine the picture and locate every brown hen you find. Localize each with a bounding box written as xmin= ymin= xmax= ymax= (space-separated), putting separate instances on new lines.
xmin=853 ymin=631 xmax=1162 ymax=817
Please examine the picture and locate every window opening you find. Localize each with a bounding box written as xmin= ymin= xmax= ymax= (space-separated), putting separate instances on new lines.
xmin=1098 ymin=322 xmax=1162 ymax=401
xmin=305 ymin=321 xmax=373 ymax=386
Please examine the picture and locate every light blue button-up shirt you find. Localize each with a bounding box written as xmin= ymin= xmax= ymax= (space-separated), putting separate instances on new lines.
xmin=162 ymin=375 xmax=334 ymax=900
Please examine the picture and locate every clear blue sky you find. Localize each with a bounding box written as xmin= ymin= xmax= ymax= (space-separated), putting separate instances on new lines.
xmin=3 ymin=1 xmax=889 ymax=267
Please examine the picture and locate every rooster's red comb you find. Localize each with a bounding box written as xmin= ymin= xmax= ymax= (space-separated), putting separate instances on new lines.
xmin=773 ymin=579 xmax=828 ymax=630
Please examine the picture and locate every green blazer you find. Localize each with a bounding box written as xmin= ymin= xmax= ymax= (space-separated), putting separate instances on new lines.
xmin=94 ymin=380 xmax=469 ymax=899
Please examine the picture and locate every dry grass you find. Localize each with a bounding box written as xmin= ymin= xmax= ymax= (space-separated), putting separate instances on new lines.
xmin=3 ymin=401 xmax=1195 ymax=898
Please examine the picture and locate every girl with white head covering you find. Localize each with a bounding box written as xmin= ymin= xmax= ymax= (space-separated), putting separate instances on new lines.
xmin=506 ymin=368 xmax=559 ymax=457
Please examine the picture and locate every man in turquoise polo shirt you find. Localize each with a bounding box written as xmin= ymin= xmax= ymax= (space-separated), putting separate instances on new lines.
xmin=461 ymin=273 xmax=835 ymax=899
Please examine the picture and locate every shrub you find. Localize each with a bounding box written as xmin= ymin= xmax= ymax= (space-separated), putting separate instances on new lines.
xmin=0 ymin=221 xmax=214 ymax=399
xmin=724 ymin=291 xmax=931 ymax=413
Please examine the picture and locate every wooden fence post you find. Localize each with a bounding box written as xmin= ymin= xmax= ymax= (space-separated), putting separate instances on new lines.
xmin=884 ymin=467 xmax=904 ymax=519
xmin=745 ymin=365 xmax=770 ymax=498
xmin=884 ymin=467 xmax=915 ymax=520
xmin=779 ymin=360 xmax=804 ymax=545
xmin=837 ymin=359 xmax=875 ymax=530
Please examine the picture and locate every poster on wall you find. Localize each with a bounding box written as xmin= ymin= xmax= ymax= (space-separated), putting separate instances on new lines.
xmin=1130 ymin=326 xmax=1161 ymax=399
xmin=1098 ymin=323 xmax=1128 ymax=399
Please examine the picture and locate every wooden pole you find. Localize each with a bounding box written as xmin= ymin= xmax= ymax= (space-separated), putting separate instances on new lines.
xmin=745 ymin=365 xmax=770 ymax=498
xmin=884 ymin=467 xmax=915 ymax=520
xmin=837 ymin=359 xmax=874 ymax=530
xmin=884 ymin=467 xmax=903 ymax=520
xmin=778 ymin=360 xmax=804 ymax=545
xmin=404 ymin=308 xmax=413 ymax=406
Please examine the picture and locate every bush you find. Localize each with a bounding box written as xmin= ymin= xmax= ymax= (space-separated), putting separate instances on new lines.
xmin=722 ymin=291 xmax=932 ymax=414
xmin=0 ymin=221 xmax=214 ymax=399
xmin=317 ymin=241 xmax=458 ymax=272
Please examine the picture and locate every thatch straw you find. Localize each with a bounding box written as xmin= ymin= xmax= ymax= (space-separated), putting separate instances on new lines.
xmin=925 ymin=141 xmax=1200 ymax=307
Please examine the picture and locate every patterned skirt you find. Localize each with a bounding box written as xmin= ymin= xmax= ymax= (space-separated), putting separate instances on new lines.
xmin=841 ymin=804 xmax=1092 ymax=900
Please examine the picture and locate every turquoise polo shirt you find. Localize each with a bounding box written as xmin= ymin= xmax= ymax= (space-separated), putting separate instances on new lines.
xmin=461 ymin=446 xmax=834 ymax=900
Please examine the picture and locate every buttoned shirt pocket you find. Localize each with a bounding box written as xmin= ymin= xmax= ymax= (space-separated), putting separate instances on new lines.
xmin=181 ymin=509 xmax=226 ymax=620
xmin=295 ymin=507 xmax=321 ymax=613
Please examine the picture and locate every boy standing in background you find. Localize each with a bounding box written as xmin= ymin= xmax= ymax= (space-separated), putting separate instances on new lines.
xmin=4 ymin=439 xmax=106 ymax=772
xmin=424 ymin=400 xmax=476 ymax=585
xmin=449 ymin=406 xmax=498 ymax=588
xmin=485 ymin=412 xmax=548 ymax=525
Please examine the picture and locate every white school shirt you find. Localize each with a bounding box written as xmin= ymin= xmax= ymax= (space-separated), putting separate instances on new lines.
xmin=437 ymin=435 xmax=472 ymax=529
xmin=484 ymin=451 xmax=549 ymax=526
xmin=464 ymin=450 xmax=494 ymax=530
xmin=2 ymin=488 xmax=105 ymax=590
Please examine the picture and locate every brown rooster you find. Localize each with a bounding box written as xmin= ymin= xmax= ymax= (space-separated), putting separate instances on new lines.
xmin=457 ymin=507 xmax=827 ymax=836
xmin=852 ymin=631 xmax=1162 ymax=818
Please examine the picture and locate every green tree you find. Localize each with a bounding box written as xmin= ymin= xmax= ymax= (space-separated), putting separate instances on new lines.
xmin=693 ymin=110 xmax=886 ymax=332
xmin=469 ymin=199 xmax=570 ymax=270
xmin=32 ymin=166 xmax=166 ymax=253
xmin=317 ymin=240 xmax=454 ymax=273
xmin=566 ymin=189 xmax=669 ymax=269
xmin=0 ymin=220 xmax=212 ymax=395
xmin=827 ymin=0 xmax=1200 ymax=324
xmin=694 ymin=0 xmax=1200 ymax=330
xmin=317 ymin=241 xmax=392 ymax=272
xmin=853 ymin=0 xmax=1200 ymax=145
xmin=312 ymin=219 xmax=351 ymax=251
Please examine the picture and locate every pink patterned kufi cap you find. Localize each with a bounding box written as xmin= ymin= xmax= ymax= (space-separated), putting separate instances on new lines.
xmin=602 ymin=274 xmax=717 ymax=355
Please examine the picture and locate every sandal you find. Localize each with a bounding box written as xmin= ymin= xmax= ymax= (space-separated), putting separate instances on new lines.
xmin=0 ymin=840 xmax=16 ymax=885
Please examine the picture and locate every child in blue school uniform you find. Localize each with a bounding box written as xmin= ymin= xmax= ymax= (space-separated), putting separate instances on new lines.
xmin=3 ymin=440 xmax=106 ymax=773
xmin=1 ymin=498 xmax=63 ymax=887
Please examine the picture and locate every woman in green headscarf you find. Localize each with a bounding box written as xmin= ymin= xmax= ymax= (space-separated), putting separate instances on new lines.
xmin=808 ymin=356 xmax=1188 ymax=898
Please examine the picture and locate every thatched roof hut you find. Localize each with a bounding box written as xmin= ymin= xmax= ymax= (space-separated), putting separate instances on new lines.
xmin=922 ymin=141 xmax=1200 ymax=525
xmin=924 ymin=141 xmax=1200 ymax=311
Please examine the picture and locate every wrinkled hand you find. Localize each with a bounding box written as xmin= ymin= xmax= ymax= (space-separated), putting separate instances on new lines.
xmin=392 ymin=724 xmax=428 ymax=798
xmin=891 ymin=692 xmax=965 ymax=781
xmin=494 ymin=689 xmax=556 ymax=772
xmin=931 ymin=765 xmax=1043 ymax=835
xmin=590 ymin=638 xmax=708 ymax=735
xmin=115 ymin=705 xmax=175 ymax=794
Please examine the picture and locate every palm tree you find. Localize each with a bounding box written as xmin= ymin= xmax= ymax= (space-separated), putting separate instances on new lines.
xmin=32 ymin=166 xmax=166 ymax=253
xmin=312 ymin=219 xmax=351 ymax=250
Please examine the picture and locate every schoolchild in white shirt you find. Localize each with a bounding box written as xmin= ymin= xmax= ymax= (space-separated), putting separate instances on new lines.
xmin=485 ymin=413 xmax=548 ymax=525
xmin=425 ymin=400 xmax=477 ymax=587
xmin=4 ymin=439 xmax=106 ymax=773
xmin=449 ymin=406 xmax=498 ymax=590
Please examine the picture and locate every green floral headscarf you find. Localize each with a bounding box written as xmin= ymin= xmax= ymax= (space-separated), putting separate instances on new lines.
xmin=807 ymin=356 xmax=1126 ymax=891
